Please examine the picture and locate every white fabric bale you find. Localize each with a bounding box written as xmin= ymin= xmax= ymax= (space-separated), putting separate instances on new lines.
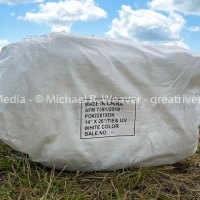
xmin=0 ymin=33 xmax=199 ymax=171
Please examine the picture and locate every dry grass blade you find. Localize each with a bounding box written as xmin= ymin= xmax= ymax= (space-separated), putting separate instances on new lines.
xmin=0 ymin=141 xmax=199 ymax=200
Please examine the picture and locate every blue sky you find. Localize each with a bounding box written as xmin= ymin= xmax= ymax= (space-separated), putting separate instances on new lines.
xmin=0 ymin=0 xmax=200 ymax=52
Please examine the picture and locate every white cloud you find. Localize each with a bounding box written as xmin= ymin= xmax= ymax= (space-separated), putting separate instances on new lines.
xmin=0 ymin=0 xmax=43 ymax=4
xmin=51 ymin=25 xmax=71 ymax=33
xmin=107 ymin=5 xmax=186 ymax=48
xmin=188 ymin=26 xmax=200 ymax=32
xmin=10 ymin=12 xmax=16 ymax=16
xmin=0 ymin=39 xmax=10 ymax=51
xmin=164 ymin=40 xmax=189 ymax=49
xmin=149 ymin=0 xmax=200 ymax=16
xmin=19 ymin=0 xmax=107 ymax=32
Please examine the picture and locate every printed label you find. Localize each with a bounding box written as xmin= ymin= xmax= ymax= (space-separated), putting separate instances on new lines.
xmin=80 ymin=98 xmax=136 ymax=139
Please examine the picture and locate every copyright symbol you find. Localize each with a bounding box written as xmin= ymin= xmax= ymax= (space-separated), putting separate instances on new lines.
xmin=35 ymin=95 xmax=43 ymax=103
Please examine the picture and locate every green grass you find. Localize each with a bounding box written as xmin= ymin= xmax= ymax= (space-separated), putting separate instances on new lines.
xmin=0 ymin=141 xmax=200 ymax=200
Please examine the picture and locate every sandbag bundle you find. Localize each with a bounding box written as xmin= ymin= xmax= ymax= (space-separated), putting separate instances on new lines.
xmin=0 ymin=33 xmax=199 ymax=171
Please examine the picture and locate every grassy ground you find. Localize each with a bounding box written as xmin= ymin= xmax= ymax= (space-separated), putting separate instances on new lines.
xmin=0 ymin=141 xmax=199 ymax=200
